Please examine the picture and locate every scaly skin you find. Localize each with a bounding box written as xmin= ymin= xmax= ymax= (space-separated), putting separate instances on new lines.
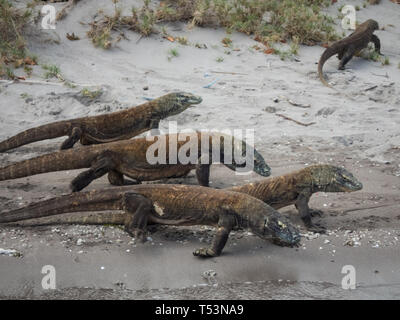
xmin=227 ymin=165 xmax=363 ymax=233
xmin=318 ymin=19 xmax=381 ymax=87
xmin=0 ymin=132 xmax=271 ymax=191
xmin=0 ymin=92 xmax=202 ymax=152
xmin=0 ymin=184 xmax=301 ymax=257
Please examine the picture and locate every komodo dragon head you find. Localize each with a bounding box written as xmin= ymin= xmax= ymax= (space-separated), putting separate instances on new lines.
xmin=259 ymin=214 xmax=301 ymax=247
xmin=308 ymin=165 xmax=363 ymax=193
xmin=365 ymin=19 xmax=379 ymax=31
xmin=159 ymin=92 xmax=202 ymax=117
xmin=246 ymin=202 xmax=301 ymax=247
xmin=224 ymin=140 xmax=271 ymax=177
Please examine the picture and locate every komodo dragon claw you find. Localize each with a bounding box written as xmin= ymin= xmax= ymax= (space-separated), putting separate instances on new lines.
xmin=193 ymin=248 xmax=217 ymax=258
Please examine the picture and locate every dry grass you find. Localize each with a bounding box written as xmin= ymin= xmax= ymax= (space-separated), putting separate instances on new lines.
xmin=0 ymin=0 xmax=36 ymax=79
xmin=87 ymin=0 xmax=156 ymax=49
xmin=156 ymin=0 xmax=336 ymax=45
xmin=88 ymin=0 xmax=337 ymax=51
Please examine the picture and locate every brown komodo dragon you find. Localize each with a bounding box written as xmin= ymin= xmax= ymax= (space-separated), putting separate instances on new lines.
xmin=0 ymin=92 xmax=202 ymax=152
xmin=318 ymin=19 xmax=381 ymax=87
xmin=0 ymin=132 xmax=271 ymax=191
xmin=0 ymin=184 xmax=301 ymax=257
xmin=227 ymin=165 xmax=363 ymax=233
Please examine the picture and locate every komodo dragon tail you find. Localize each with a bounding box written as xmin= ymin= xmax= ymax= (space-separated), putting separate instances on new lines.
xmin=318 ymin=46 xmax=339 ymax=88
xmin=0 ymin=146 xmax=100 ymax=181
xmin=4 ymin=212 xmax=126 ymax=227
xmin=0 ymin=189 xmax=124 ymax=223
xmin=0 ymin=121 xmax=71 ymax=152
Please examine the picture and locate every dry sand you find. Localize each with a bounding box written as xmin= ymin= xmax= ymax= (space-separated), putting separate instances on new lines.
xmin=0 ymin=0 xmax=399 ymax=299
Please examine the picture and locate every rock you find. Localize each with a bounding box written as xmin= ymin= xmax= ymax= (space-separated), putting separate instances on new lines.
xmin=0 ymin=248 xmax=22 ymax=257
xmin=315 ymin=107 xmax=336 ymax=117
xmin=264 ymin=106 xmax=277 ymax=113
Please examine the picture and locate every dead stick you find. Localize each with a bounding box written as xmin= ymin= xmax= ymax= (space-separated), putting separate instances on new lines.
xmin=342 ymin=203 xmax=399 ymax=214
xmin=0 ymin=79 xmax=99 ymax=87
xmin=275 ymin=113 xmax=315 ymax=127
xmin=365 ymin=85 xmax=378 ymax=91
xmin=210 ymin=71 xmax=248 ymax=75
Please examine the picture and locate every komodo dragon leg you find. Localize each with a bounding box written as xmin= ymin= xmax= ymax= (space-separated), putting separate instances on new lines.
xmin=122 ymin=192 xmax=153 ymax=242
xmin=338 ymin=46 xmax=357 ymax=70
xmin=193 ymin=214 xmax=236 ymax=257
xmin=108 ymin=170 xmax=140 ymax=186
xmin=60 ymin=127 xmax=82 ymax=150
xmin=337 ymin=48 xmax=346 ymax=60
xmin=295 ymin=193 xmax=326 ymax=233
xmin=371 ymin=34 xmax=381 ymax=54
xmin=195 ymin=164 xmax=211 ymax=187
xmin=149 ymin=118 xmax=161 ymax=129
xmin=70 ymin=151 xmax=117 ymax=191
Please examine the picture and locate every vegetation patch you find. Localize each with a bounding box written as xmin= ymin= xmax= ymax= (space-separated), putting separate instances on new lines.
xmin=167 ymin=47 xmax=179 ymax=61
xmin=87 ymin=0 xmax=157 ymax=49
xmin=359 ymin=43 xmax=389 ymax=65
xmin=0 ymin=0 xmax=36 ymax=79
xmin=156 ymin=0 xmax=337 ymax=46
xmin=88 ymin=0 xmax=337 ymax=55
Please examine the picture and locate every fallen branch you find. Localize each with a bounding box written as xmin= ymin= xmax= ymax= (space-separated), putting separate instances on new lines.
xmin=371 ymin=72 xmax=389 ymax=78
xmin=275 ymin=113 xmax=315 ymax=126
xmin=0 ymin=79 xmax=100 ymax=87
xmin=341 ymin=203 xmax=399 ymax=214
xmin=210 ymin=71 xmax=248 ymax=75
xmin=364 ymin=85 xmax=378 ymax=91
xmin=287 ymin=99 xmax=310 ymax=108
xmin=278 ymin=95 xmax=311 ymax=108
xmin=136 ymin=34 xmax=144 ymax=44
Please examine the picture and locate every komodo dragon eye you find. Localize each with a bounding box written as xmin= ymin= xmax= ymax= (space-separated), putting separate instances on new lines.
xmin=263 ymin=219 xmax=268 ymax=234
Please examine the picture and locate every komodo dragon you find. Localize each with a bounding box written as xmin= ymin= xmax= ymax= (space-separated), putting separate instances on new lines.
xmin=0 ymin=184 xmax=301 ymax=257
xmin=0 ymin=132 xmax=271 ymax=191
xmin=227 ymin=165 xmax=363 ymax=233
xmin=0 ymin=92 xmax=202 ymax=152
xmin=318 ymin=19 xmax=381 ymax=87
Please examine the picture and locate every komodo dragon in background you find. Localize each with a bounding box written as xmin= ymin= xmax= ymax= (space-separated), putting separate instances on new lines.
xmin=227 ymin=165 xmax=363 ymax=233
xmin=0 ymin=132 xmax=271 ymax=191
xmin=0 ymin=184 xmax=301 ymax=257
xmin=318 ymin=19 xmax=381 ymax=87
xmin=0 ymin=92 xmax=202 ymax=152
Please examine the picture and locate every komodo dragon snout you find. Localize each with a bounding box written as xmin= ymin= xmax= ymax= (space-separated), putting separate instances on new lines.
xmin=252 ymin=214 xmax=301 ymax=247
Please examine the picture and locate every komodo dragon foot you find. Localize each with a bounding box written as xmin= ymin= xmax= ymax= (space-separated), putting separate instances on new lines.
xmin=302 ymin=216 xmax=326 ymax=234
xmin=60 ymin=127 xmax=82 ymax=150
xmin=309 ymin=209 xmax=324 ymax=217
xmin=122 ymin=193 xmax=152 ymax=243
xmin=193 ymin=248 xmax=218 ymax=257
xmin=108 ymin=170 xmax=141 ymax=186
xmin=193 ymin=214 xmax=236 ymax=258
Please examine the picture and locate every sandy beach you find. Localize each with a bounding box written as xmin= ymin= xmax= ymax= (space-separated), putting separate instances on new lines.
xmin=0 ymin=0 xmax=399 ymax=299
